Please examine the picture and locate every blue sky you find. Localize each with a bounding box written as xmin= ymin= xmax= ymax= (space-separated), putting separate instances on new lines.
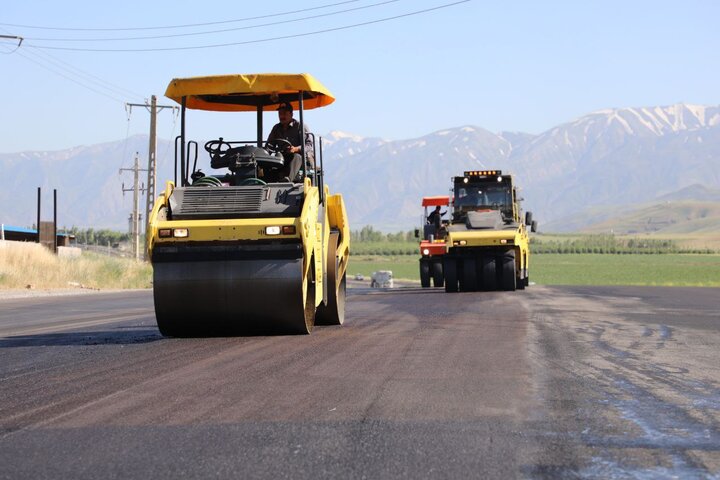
xmin=1 ymin=0 xmax=719 ymax=153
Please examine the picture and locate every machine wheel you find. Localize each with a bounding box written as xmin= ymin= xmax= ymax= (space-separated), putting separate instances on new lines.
xmin=420 ymin=258 xmax=431 ymax=288
xmin=432 ymin=259 xmax=444 ymax=288
xmin=298 ymin=271 xmax=317 ymax=333
xmin=153 ymin=247 xmax=314 ymax=336
xmin=444 ymin=258 xmax=458 ymax=293
xmin=316 ymin=233 xmax=346 ymax=325
xmin=500 ymin=252 xmax=517 ymax=291
xmin=272 ymin=256 xmax=316 ymax=334
xmin=461 ymin=257 xmax=478 ymax=291
xmin=155 ymin=312 xmax=192 ymax=337
xmin=481 ymin=255 xmax=497 ymax=291
xmin=516 ymin=266 xmax=526 ymax=290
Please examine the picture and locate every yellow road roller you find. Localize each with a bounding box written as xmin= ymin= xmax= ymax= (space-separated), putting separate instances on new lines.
xmin=443 ymin=170 xmax=536 ymax=292
xmin=147 ymin=73 xmax=349 ymax=335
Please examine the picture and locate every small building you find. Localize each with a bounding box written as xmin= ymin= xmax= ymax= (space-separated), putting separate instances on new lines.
xmin=0 ymin=224 xmax=75 ymax=247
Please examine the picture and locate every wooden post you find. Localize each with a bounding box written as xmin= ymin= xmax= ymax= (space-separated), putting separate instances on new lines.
xmin=53 ymin=189 xmax=57 ymax=253
xmin=36 ymin=187 xmax=41 ymax=243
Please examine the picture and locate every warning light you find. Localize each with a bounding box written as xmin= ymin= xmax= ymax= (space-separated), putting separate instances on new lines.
xmin=463 ymin=170 xmax=501 ymax=177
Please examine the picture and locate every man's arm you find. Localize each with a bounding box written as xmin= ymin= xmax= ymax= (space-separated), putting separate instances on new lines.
xmin=266 ymin=123 xmax=280 ymax=143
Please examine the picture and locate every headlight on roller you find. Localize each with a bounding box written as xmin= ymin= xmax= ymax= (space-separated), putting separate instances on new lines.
xmin=265 ymin=226 xmax=281 ymax=235
xmin=173 ymin=228 xmax=189 ymax=238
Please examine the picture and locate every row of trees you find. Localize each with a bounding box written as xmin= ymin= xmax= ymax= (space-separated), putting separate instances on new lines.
xmin=48 ymin=225 xmax=715 ymax=255
xmin=64 ymin=227 xmax=130 ymax=246
xmin=351 ymin=225 xmax=416 ymax=243
xmin=351 ymin=230 xmax=718 ymax=255
xmin=530 ymin=234 xmax=715 ymax=254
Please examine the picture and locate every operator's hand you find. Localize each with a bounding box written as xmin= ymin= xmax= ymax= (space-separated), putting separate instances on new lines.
xmin=288 ymin=145 xmax=301 ymax=154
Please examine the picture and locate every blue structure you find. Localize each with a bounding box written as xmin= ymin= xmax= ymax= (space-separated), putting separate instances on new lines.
xmin=0 ymin=224 xmax=73 ymax=245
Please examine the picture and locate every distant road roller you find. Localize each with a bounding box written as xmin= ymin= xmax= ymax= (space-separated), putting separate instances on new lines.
xmin=416 ymin=196 xmax=451 ymax=288
xmin=443 ymin=170 xmax=537 ymax=292
xmin=147 ymin=73 xmax=349 ymax=335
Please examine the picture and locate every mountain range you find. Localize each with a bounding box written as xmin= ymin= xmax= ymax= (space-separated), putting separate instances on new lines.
xmin=1 ymin=103 xmax=719 ymax=233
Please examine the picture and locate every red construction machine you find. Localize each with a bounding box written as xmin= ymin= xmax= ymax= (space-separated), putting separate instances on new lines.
xmin=417 ymin=195 xmax=451 ymax=288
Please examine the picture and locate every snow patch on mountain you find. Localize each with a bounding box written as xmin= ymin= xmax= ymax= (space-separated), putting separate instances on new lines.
xmin=324 ymin=130 xmax=366 ymax=143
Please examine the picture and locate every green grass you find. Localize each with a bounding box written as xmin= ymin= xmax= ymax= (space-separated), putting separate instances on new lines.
xmin=348 ymin=255 xmax=419 ymax=281
xmin=348 ymin=253 xmax=720 ymax=287
xmin=350 ymin=241 xmax=418 ymax=256
xmin=531 ymin=254 xmax=720 ymax=287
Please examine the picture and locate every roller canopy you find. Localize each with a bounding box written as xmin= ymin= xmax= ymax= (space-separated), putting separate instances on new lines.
xmin=422 ymin=196 xmax=451 ymax=207
xmin=165 ymin=73 xmax=335 ymax=112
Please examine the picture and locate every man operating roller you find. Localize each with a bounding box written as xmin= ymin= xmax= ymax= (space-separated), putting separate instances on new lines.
xmin=266 ymin=102 xmax=314 ymax=183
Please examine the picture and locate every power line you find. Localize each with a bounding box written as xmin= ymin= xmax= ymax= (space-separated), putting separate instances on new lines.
xmin=13 ymin=50 xmax=126 ymax=103
xmin=24 ymin=0 xmax=400 ymax=43
xmin=24 ymin=1 xmax=469 ymax=52
xmin=1 ymin=26 xmax=144 ymax=101
xmin=0 ymin=0 xmax=361 ymax=31
xmin=0 ymin=34 xmax=23 ymax=53
xmin=21 ymin=48 xmax=145 ymax=101
xmin=120 ymin=105 xmax=133 ymax=170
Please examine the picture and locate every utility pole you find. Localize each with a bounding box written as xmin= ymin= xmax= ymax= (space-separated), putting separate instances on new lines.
xmin=0 ymin=35 xmax=23 ymax=48
xmin=125 ymin=96 xmax=177 ymax=258
xmin=120 ymin=153 xmax=147 ymax=261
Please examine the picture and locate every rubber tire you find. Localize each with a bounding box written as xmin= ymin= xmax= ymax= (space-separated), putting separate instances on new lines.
xmin=481 ymin=255 xmax=497 ymax=291
xmin=501 ymin=252 xmax=516 ymax=291
xmin=420 ymin=258 xmax=431 ymax=288
xmin=516 ymin=266 xmax=526 ymax=290
xmin=300 ymin=270 xmax=316 ymax=333
xmin=316 ymin=233 xmax=345 ymax=325
xmin=432 ymin=259 xmax=444 ymax=288
xmin=316 ymin=272 xmax=345 ymax=325
xmin=444 ymin=258 xmax=458 ymax=293
xmin=461 ymin=257 xmax=478 ymax=292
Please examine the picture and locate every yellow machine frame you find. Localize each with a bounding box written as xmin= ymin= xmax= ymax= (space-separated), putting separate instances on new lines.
xmin=147 ymin=73 xmax=349 ymax=335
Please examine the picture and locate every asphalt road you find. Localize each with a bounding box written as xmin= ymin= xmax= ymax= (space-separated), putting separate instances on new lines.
xmin=0 ymin=285 xmax=719 ymax=479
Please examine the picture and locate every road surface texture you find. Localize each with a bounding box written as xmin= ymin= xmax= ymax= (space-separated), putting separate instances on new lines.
xmin=0 ymin=285 xmax=718 ymax=479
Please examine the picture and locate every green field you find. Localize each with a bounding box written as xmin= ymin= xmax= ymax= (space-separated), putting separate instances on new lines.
xmin=530 ymin=254 xmax=720 ymax=287
xmin=348 ymin=255 xmax=419 ymax=281
xmin=348 ymin=254 xmax=720 ymax=287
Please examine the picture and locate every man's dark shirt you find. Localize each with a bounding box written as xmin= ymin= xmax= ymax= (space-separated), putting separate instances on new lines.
xmin=427 ymin=209 xmax=446 ymax=225
xmin=267 ymin=119 xmax=313 ymax=157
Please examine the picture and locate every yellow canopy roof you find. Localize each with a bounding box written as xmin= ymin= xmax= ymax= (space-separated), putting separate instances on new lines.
xmin=164 ymin=73 xmax=335 ymax=112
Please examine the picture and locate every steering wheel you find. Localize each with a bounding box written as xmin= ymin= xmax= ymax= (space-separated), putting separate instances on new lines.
xmin=237 ymin=177 xmax=267 ymax=186
xmin=204 ymin=138 xmax=233 ymax=156
xmin=265 ymin=138 xmax=293 ymax=154
xmin=192 ymin=176 xmax=223 ymax=187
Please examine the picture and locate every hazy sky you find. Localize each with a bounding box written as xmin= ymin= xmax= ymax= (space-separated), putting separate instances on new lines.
xmin=1 ymin=0 xmax=719 ymax=154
